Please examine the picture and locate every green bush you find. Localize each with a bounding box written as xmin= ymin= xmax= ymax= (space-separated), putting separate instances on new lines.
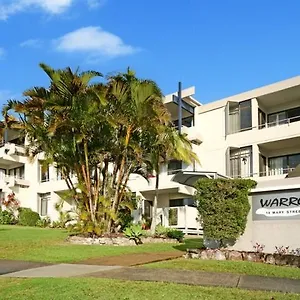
xmin=18 ymin=207 xmax=41 ymax=227
xmin=194 ymin=178 xmax=256 ymax=247
xmin=0 ymin=209 xmax=16 ymax=225
xmin=123 ymin=224 xmax=144 ymax=244
xmin=118 ymin=209 xmax=133 ymax=230
xmin=36 ymin=217 xmax=51 ymax=228
xmin=167 ymin=229 xmax=185 ymax=242
xmin=155 ymin=225 xmax=169 ymax=237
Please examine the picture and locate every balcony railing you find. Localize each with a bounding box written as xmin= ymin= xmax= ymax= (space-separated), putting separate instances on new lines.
xmin=259 ymin=115 xmax=300 ymax=129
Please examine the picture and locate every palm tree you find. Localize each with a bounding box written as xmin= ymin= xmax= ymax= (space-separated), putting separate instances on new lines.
xmin=149 ymin=126 xmax=199 ymax=233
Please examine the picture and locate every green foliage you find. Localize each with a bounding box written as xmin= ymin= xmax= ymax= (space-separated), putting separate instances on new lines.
xmin=194 ymin=178 xmax=256 ymax=247
xmin=18 ymin=207 xmax=41 ymax=227
xmin=123 ymin=224 xmax=144 ymax=244
xmin=117 ymin=209 xmax=133 ymax=230
xmin=155 ymin=225 xmax=169 ymax=236
xmin=36 ymin=217 xmax=51 ymax=228
xmin=0 ymin=209 xmax=16 ymax=225
xmin=167 ymin=229 xmax=185 ymax=242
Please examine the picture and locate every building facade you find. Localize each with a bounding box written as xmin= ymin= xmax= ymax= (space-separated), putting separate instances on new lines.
xmin=1 ymin=76 xmax=300 ymax=252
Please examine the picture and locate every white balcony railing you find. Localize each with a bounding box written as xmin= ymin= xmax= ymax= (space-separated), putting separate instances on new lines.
xmin=259 ymin=115 xmax=300 ymax=129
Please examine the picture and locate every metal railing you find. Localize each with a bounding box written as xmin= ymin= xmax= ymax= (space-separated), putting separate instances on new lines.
xmin=259 ymin=115 xmax=300 ymax=129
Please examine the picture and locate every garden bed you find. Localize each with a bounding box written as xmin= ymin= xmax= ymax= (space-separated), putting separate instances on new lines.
xmin=185 ymin=248 xmax=300 ymax=268
xmin=67 ymin=235 xmax=178 ymax=246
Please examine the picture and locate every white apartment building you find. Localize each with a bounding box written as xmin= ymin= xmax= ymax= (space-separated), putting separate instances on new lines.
xmin=1 ymin=76 xmax=300 ymax=252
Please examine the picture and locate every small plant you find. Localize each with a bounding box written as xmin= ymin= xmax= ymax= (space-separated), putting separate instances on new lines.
xmin=289 ymin=248 xmax=300 ymax=256
xmin=253 ymin=242 xmax=265 ymax=253
xmin=36 ymin=216 xmax=51 ymax=228
xmin=123 ymin=224 xmax=144 ymax=244
xmin=155 ymin=225 xmax=169 ymax=237
xmin=166 ymin=229 xmax=184 ymax=242
xmin=274 ymin=246 xmax=289 ymax=255
xmin=0 ymin=209 xmax=17 ymax=225
xmin=18 ymin=207 xmax=40 ymax=227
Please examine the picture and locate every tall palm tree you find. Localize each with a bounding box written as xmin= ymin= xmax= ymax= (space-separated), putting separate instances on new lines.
xmin=149 ymin=126 xmax=199 ymax=233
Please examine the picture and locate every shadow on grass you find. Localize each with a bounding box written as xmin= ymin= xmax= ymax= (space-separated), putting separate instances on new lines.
xmin=173 ymin=238 xmax=204 ymax=252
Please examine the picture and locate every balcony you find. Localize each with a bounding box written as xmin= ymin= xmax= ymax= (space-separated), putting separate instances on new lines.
xmin=181 ymin=126 xmax=202 ymax=145
xmin=0 ymin=175 xmax=30 ymax=188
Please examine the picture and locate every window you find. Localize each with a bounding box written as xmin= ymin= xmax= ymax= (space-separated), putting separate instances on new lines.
xmin=40 ymin=163 xmax=49 ymax=182
xmin=9 ymin=166 xmax=25 ymax=179
xmin=144 ymin=200 xmax=152 ymax=218
xmin=258 ymin=109 xmax=266 ymax=129
xmin=267 ymin=106 xmax=300 ymax=127
xmin=39 ymin=193 xmax=50 ymax=216
xmin=56 ymin=168 xmax=62 ymax=180
xmin=173 ymin=116 xmax=194 ymax=128
xmin=169 ymin=198 xmax=195 ymax=207
xmin=229 ymin=146 xmax=253 ymax=178
xmin=259 ymin=155 xmax=267 ymax=177
xmin=167 ymin=160 xmax=182 ymax=175
xmin=268 ymin=153 xmax=300 ymax=176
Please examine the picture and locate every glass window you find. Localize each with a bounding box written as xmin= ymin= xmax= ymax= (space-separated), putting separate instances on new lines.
xmin=259 ymin=155 xmax=267 ymax=177
xmin=40 ymin=193 xmax=50 ymax=216
xmin=40 ymin=163 xmax=50 ymax=182
xmin=288 ymin=154 xmax=300 ymax=170
xmin=167 ymin=160 xmax=182 ymax=175
xmin=169 ymin=199 xmax=184 ymax=207
xmin=268 ymin=156 xmax=288 ymax=175
xmin=240 ymin=100 xmax=252 ymax=130
xmin=258 ymin=109 xmax=266 ymax=129
xmin=288 ymin=107 xmax=300 ymax=123
xmin=230 ymin=146 xmax=252 ymax=178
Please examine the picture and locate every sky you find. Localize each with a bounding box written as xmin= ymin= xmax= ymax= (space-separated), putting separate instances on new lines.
xmin=1 ymin=0 xmax=300 ymax=106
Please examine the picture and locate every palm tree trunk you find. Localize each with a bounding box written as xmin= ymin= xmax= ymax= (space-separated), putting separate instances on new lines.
xmin=150 ymin=166 xmax=159 ymax=234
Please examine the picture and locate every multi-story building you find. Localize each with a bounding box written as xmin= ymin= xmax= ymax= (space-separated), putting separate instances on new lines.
xmin=1 ymin=76 xmax=300 ymax=251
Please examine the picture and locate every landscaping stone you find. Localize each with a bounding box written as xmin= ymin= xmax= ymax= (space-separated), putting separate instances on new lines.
xmin=214 ymin=250 xmax=226 ymax=261
xmin=67 ymin=235 xmax=177 ymax=246
xmin=185 ymin=249 xmax=300 ymax=269
xmin=227 ymin=250 xmax=243 ymax=261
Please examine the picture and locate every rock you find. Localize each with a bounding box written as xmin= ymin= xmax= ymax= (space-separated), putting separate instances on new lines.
xmin=187 ymin=248 xmax=200 ymax=254
xmin=199 ymin=250 xmax=209 ymax=260
xmin=227 ymin=251 xmax=243 ymax=261
xmin=191 ymin=253 xmax=200 ymax=259
xmin=243 ymin=252 xmax=264 ymax=262
xmin=214 ymin=250 xmax=226 ymax=261
xmin=265 ymin=254 xmax=275 ymax=264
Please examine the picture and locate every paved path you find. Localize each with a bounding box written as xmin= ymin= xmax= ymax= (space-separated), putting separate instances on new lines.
xmin=76 ymin=251 xmax=182 ymax=266
xmin=1 ymin=259 xmax=300 ymax=294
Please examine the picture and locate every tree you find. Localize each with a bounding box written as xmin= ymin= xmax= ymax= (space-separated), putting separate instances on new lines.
xmin=3 ymin=64 xmax=178 ymax=235
xmin=149 ymin=126 xmax=198 ymax=233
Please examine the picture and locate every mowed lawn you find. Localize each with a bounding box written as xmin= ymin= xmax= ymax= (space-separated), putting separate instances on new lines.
xmin=0 ymin=225 xmax=186 ymax=263
xmin=146 ymin=258 xmax=300 ymax=280
xmin=0 ymin=278 xmax=298 ymax=300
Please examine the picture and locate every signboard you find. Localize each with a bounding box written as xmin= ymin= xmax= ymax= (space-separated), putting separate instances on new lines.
xmin=252 ymin=189 xmax=300 ymax=221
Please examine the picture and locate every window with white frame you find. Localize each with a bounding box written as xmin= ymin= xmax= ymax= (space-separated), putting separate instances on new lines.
xmin=40 ymin=163 xmax=50 ymax=182
xmin=39 ymin=193 xmax=50 ymax=216
xmin=268 ymin=153 xmax=300 ymax=176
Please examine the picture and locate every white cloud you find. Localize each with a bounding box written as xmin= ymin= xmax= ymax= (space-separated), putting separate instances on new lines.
xmin=0 ymin=47 xmax=6 ymax=59
xmin=54 ymin=26 xmax=139 ymax=58
xmin=0 ymin=0 xmax=105 ymax=20
xmin=20 ymin=39 xmax=43 ymax=48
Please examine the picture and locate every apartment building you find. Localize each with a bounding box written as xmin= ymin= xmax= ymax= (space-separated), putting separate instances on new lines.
xmin=131 ymin=76 xmax=300 ymax=252
xmin=1 ymin=76 xmax=300 ymax=251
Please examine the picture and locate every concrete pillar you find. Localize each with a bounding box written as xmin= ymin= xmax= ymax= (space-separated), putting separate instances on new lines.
xmin=251 ymin=98 xmax=258 ymax=130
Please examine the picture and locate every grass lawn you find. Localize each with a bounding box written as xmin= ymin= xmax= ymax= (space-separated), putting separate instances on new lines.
xmin=145 ymin=258 xmax=300 ymax=280
xmin=0 ymin=278 xmax=298 ymax=300
xmin=0 ymin=225 xmax=192 ymax=263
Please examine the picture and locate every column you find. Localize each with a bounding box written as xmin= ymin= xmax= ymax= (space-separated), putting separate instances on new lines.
xmin=252 ymin=144 xmax=260 ymax=178
xmin=251 ymin=98 xmax=259 ymax=130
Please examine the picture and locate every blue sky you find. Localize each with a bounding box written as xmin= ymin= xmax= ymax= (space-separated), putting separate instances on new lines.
xmin=0 ymin=0 xmax=300 ymax=105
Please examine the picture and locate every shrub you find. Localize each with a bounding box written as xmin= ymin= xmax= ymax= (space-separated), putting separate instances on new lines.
xmin=36 ymin=217 xmax=51 ymax=228
xmin=118 ymin=209 xmax=133 ymax=230
xmin=194 ymin=178 xmax=256 ymax=247
xmin=18 ymin=207 xmax=40 ymax=227
xmin=167 ymin=229 xmax=184 ymax=242
xmin=0 ymin=209 xmax=16 ymax=225
xmin=124 ymin=224 xmax=144 ymax=244
xmin=155 ymin=225 xmax=169 ymax=237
